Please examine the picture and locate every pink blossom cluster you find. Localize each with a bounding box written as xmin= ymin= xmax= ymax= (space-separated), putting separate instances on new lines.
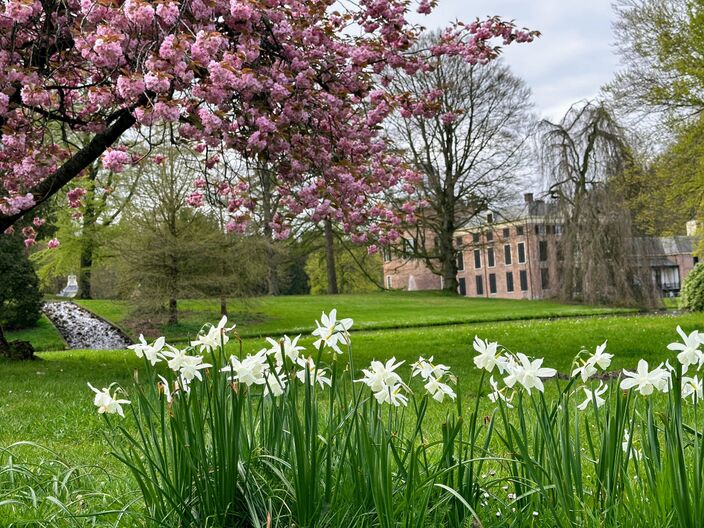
xmin=67 ymin=187 xmax=88 ymax=208
xmin=0 ymin=0 xmax=536 ymax=244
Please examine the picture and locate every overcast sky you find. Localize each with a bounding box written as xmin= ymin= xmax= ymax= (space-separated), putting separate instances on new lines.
xmin=409 ymin=1 xmax=619 ymax=121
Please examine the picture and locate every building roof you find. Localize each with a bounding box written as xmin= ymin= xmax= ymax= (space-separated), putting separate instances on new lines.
xmin=458 ymin=199 xmax=560 ymax=232
xmin=636 ymin=236 xmax=696 ymax=257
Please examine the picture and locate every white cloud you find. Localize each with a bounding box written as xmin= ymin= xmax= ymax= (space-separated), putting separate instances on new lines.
xmin=409 ymin=1 xmax=619 ymax=120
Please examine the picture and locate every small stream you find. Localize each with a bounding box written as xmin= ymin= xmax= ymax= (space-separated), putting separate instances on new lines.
xmin=43 ymin=302 xmax=133 ymax=350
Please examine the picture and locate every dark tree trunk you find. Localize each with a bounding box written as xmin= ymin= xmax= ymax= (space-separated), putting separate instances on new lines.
xmin=168 ymin=298 xmax=178 ymax=325
xmin=0 ymin=325 xmax=10 ymax=357
xmin=78 ymin=241 xmax=94 ymax=299
xmin=78 ymin=170 xmax=98 ymax=299
xmin=259 ymin=163 xmax=280 ymax=295
xmin=324 ymin=219 xmax=339 ymax=295
xmin=438 ymin=213 xmax=458 ymax=294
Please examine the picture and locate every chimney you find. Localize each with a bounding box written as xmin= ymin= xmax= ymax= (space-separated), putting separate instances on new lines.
xmin=524 ymin=192 xmax=534 ymax=204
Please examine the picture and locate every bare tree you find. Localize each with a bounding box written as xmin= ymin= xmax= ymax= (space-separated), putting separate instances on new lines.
xmin=386 ymin=39 xmax=534 ymax=293
xmin=540 ymin=101 xmax=659 ymax=307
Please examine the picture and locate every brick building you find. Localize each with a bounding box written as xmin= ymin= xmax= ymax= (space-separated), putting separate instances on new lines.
xmin=383 ymin=194 xmax=700 ymax=300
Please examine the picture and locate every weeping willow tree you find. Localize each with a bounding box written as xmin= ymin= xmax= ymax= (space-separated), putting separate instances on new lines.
xmin=540 ymin=101 xmax=659 ymax=307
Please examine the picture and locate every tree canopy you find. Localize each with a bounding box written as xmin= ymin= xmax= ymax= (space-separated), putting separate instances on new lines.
xmin=0 ymin=0 xmax=535 ymax=250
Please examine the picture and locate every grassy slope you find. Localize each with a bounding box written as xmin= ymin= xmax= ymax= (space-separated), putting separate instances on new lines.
xmin=5 ymin=315 xmax=66 ymax=351
xmin=1 ymin=311 xmax=701 ymax=467
xmin=76 ymin=291 xmax=634 ymax=343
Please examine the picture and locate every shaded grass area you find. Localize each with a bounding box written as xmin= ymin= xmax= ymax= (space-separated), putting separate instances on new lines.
xmin=76 ymin=291 xmax=635 ymax=344
xmin=4 ymin=315 xmax=66 ymax=352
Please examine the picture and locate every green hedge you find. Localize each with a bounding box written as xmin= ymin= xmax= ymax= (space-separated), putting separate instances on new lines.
xmin=680 ymin=262 xmax=704 ymax=312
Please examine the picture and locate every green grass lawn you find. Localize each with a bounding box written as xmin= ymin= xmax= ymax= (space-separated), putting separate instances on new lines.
xmin=5 ymin=315 xmax=66 ymax=351
xmin=2 ymin=310 xmax=700 ymax=465
xmin=0 ymin=304 xmax=704 ymax=527
xmin=75 ymin=291 xmax=635 ymax=344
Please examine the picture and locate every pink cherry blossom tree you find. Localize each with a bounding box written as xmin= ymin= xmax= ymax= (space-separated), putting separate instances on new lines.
xmin=0 ymin=0 xmax=536 ymax=245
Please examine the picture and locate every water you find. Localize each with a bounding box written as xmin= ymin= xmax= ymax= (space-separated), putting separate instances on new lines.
xmin=43 ymin=302 xmax=133 ymax=350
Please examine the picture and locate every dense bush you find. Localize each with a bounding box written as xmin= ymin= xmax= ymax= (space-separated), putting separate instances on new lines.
xmin=0 ymin=232 xmax=42 ymax=329
xmin=680 ymin=262 xmax=704 ymax=311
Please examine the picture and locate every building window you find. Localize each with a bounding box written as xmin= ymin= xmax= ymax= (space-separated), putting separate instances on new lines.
xmin=519 ymin=270 xmax=528 ymax=291
xmin=517 ymin=242 xmax=526 ymax=263
xmin=489 ymin=273 xmax=497 ymax=294
xmin=458 ymin=277 xmax=466 ymax=296
xmin=503 ymin=227 xmax=510 ymax=238
xmin=541 ymin=268 xmax=550 ymax=289
xmin=539 ymin=240 xmax=548 ymax=262
xmin=504 ymin=244 xmax=512 ymax=265
xmin=487 ymin=213 xmax=494 ymax=223
xmin=485 ymin=230 xmax=493 ymax=242
xmin=386 ymin=276 xmax=392 ymax=289
xmin=555 ymin=224 xmax=563 ymax=235
xmin=487 ymin=247 xmax=495 ymax=267
xmin=403 ymin=238 xmax=415 ymax=257
xmin=474 ymin=249 xmax=482 ymax=269
xmin=517 ymin=226 xmax=524 ymax=236
xmin=455 ymin=236 xmax=463 ymax=248
xmin=506 ymin=271 xmax=514 ymax=292
xmin=472 ymin=232 xmax=480 ymax=243
xmin=456 ymin=251 xmax=464 ymax=271
xmin=382 ymin=247 xmax=392 ymax=262
xmin=475 ymin=275 xmax=484 ymax=295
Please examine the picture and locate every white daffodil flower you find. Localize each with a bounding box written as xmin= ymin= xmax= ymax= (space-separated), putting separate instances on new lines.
xmin=682 ymin=375 xmax=703 ymax=402
xmin=620 ymin=359 xmax=670 ymax=396
xmin=87 ymin=382 xmax=130 ymax=417
xmin=411 ymin=356 xmax=450 ymax=380
xmin=263 ymin=368 xmax=287 ymax=397
xmin=128 ymin=335 xmax=165 ymax=365
xmin=577 ymin=382 xmax=608 ymax=411
xmin=572 ymin=341 xmax=613 ymax=383
xmin=622 ymin=429 xmax=642 ymax=461
xmin=312 ymin=309 xmax=353 ymax=354
xmin=667 ymin=326 xmax=703 ymax=372
xmin=373 ymin=383 xmax=409 ymax=407
xmin=503 ymin=353 xmax=556 ymax=394
xmin=571 ymin=360 xmax=598 ymax=383
xmin=591 ymin=341 xmax=613 ymax=370
xmin=161 ymin=345 xmax=189 ymax=372
xmin=191 ymin=315 xmax=236 ymax=353
xmin=488 ymin=376 xmax=514 ymax=408
xmin=221 ymin=349 xmax=269 ymax=386
xmin=295 ymin=357 xmax=332 ymax=389
xmin=157 ymin=375 xmax=173 ymax=403
xmin=266 ymin=334 xmax=305 ymax=366
xmin=472 ymin=336 xmax=503 ymax=373
xmin=423 ymin=376 xmax=456 ymax=402
xmin=177 ymin=374 xmax=192 ymax=394
xmin=355 ymin=357 xmax=404 ymax=393
xmin=179 ymin=355 xmax=212 ymax=382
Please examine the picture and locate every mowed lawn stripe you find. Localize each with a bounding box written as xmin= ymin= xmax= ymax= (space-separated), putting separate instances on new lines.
xmin=75 ymin=291 xmax=636 ymax=344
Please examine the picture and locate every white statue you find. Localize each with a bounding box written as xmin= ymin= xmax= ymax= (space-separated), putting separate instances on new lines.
xmin=58 ymin=275 xmax=79 ymax=298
